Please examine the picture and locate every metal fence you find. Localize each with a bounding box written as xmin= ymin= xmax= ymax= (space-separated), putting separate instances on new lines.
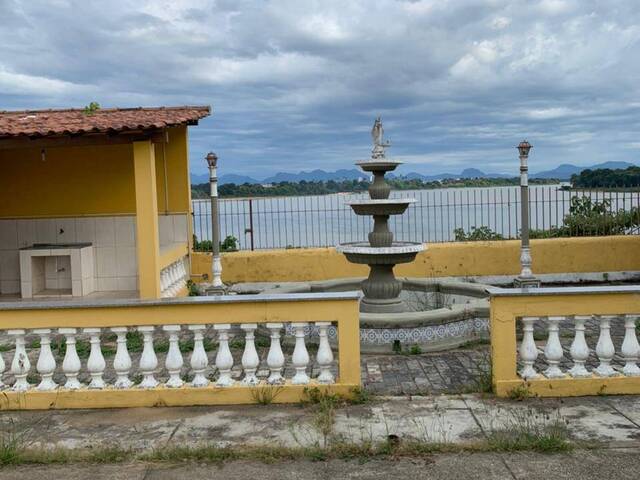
xmin=192 ymin=185 xmax=640 ymax=251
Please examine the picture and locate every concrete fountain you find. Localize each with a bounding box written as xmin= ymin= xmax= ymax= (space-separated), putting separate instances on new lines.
xmin=336 ymin=118 xmax=424 ymax=313
xmin=233 ymin=118 xmax=491 ymax=352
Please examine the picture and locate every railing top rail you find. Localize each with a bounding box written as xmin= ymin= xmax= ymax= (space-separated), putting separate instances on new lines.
xmin=0 ymin=291 xmax=362 ymax=312
xmin=487 ymin=284 xmax=640 ymax=297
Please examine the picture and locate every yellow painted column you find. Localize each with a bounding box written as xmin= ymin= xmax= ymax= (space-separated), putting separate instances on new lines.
xmin=133 ymin=141 xmax=161 ymax=299
xmin=337 ymin=301 xmax=362 ymax=386
xmin=490 ymin=297 xmax=519 ymax=393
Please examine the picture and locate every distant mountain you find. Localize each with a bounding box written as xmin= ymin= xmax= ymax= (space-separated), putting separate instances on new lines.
xmin=191 ymin=173 xmax=259 ymax=185
xmin=192 ymin=168 xmax=365 ymax=185
xmin=263 ymin=168 xmax=364 ymax=183
xmin=530 ymin=164 xmax=581 ymax=180
xmin=190 ymin=173 xmax=209 ymax=184
xmin=219 ymin=174 xmax=260 ymax=185
xmin=399 ymin=168 xmax=512 ymax=181
xmin=589 ymin=161 xmax=636 ymax=170
xmin=531 ymin=161 xmax=636 ymax=180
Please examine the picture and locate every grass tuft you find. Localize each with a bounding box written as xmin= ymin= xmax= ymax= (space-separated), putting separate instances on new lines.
xmin=486 ymin=408 xmax=571 ymax=453
xmin=250 ymin=385 xmax=284 ymax=405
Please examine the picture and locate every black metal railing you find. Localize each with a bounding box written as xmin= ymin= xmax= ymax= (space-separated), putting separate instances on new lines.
xmin=192 ymin=185 xmax=640 ymax=250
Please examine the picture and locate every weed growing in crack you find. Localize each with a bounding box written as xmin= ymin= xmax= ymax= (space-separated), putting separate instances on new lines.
xmin=486 ymin=408 xmax=571 ymax=453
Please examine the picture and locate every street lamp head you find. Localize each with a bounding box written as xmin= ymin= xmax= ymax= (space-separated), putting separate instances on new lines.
xmin=206 ymin=151 xmax=218 ymax=168
xmin=517 ymin=140 xmax=532 ymax=157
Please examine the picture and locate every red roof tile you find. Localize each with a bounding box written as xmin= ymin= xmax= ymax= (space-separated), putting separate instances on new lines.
xmin=0 ymin=106 xmax=211 ymax=138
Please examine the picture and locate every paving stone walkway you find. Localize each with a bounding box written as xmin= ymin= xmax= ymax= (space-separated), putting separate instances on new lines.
xmin=361 ymin=347 xmax=490 ymax=395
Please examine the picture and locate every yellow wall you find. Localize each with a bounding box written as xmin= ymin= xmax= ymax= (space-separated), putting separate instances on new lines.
xmin=0 ymin=126 xmax=189 ymax=218
xmin=154 ymin=125 xmax=192 ymax=214
xmin=191 ymin=235 xmax=640 ymax=283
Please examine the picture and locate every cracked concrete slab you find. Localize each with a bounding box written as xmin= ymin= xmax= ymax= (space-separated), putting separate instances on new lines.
xmin=2 ymin=395 xmax=640 ymax=452
xmin=462 ymin=395 xmax=640 ymax=444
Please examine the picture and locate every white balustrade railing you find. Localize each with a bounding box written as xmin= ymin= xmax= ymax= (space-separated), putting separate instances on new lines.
xmin=0 ymin=321 xmax=339 ymax=391
xmin=161 ymin=257 xmax=188 ymax=298
xmin=517 ymin=314 xmax=640 ymax=380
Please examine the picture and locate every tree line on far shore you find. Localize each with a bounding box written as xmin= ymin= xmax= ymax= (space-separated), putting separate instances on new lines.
xmin=191 ymin=176 xmax=559 ymax=199
xmin=571 ymin=166 xmax=640 ymax=188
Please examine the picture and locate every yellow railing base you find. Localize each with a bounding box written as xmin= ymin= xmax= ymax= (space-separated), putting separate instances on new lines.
xmin=0 ymin=383 xmax=361 ymax=411
xmin=495 ymin=376 xmax=640 ymax=398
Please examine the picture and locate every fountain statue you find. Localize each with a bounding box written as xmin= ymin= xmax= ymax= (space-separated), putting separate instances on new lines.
xmin=337 ymin=118 xmax=425 ymax=313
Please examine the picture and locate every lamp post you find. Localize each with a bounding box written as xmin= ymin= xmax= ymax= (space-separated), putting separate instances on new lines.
xmin=206 ymin=152 xmax=224 ymax=293
xmin=514 ymin=140 xmax=540 ymax=288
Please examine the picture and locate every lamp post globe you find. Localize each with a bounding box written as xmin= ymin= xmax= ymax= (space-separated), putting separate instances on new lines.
xmin=517 ymin=140 xmax=532 ymax=157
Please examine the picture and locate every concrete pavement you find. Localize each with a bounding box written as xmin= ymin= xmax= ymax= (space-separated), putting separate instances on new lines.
xmin=3 ymin=394 xmax=640 ymax=451
xmin=1 ymin=451 xmax=640 ymax=479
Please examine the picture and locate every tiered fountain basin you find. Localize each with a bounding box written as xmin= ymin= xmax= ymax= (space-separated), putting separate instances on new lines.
xmin=355 ymin=160 xmax=401 ymax=172
xmin=233 ymin=278 xmax=490 ymax=353
xmin=347 ymin=198 xmax=415 ymax=216
xmin=337 ymin=241 xmax=424 ymax=265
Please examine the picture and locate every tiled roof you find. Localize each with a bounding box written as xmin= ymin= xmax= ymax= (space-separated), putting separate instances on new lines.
xmin=0 ymin=106 xmax=211 ymax=138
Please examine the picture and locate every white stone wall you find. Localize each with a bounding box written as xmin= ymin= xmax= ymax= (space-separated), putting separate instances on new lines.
xmin=158 ymin=214 xmax=189 ymax=249
xmin=0 ymin=216 xmax=138 ymax=294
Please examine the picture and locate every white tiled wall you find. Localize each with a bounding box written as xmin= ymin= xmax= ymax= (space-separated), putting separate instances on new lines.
xmin=0 ymin=216 xmax=139 ymax=294
xmin=159 ymin=214 xmax=189 ymax=249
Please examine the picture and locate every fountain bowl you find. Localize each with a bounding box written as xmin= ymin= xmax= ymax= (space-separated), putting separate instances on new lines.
xmin=355 ymin=160 xmax=402 ymax=172
xmin=347 ymin=198 xmax=416 ymax=216
xmin=337 ymin=241 xmax=424 ymax=265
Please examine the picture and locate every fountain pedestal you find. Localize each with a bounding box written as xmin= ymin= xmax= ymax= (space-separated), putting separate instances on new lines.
xmin=337 ymin=118 xmax=424 ymax=313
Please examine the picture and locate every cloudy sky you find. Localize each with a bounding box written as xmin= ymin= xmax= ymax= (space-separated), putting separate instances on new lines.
xmin=1 ymin=0 xmax=639 ymax=179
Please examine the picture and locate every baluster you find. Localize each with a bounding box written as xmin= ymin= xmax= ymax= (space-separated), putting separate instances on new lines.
xmin=166 ymin=268 xmax=175 ymax=296
xmin=266 ymin=323 xmax=285 ymax=384
xmin=179 ymin=261 xmax=187 ymax=288
xmin=34 ymin=329 xmax=57 ymax=390
xmin=138 ymin=326 xmax=159 ymax=388
xmin=164 ymin=266 xmax=173 ymax=296
xmin=0 ymin=346 xmax=4 ymax=388
xmin=163 ymin=325 xmax=184 ymax=388
xmin=291 ymin=322 xmax=310 ymax=385
xmin=84 ymin=328 xmax=106 ymax=389
xmin=167 ymin=267 xmax=175 ymax=295
xmin=315 ymin=322 xmax=334 ymax=384
xmin=543 ymin=316 xmax=565 ymax=378
xmin=568 ymin=315 xmax=591 ymax=378
xmin=111 ymin=327 xmax=133 ymax=388
xmin=241 ymin=324 xmax=260 ymax=385
xmin=518 ymin=316 xmax=539 ymax=379
xmin=595 ymin=315 xmax=617 ymax=377
xmin=59 ymin=328 xmax=81 ymax=389
xmin=9 ymin=330 xmax=30 ymax=391
xmin=160 ymin=270 xmax=169 ymax=297
xmin=169 ymin=264 xmax=179 ymax=296
xmin=188 ymin=325 xmax=209 ymax=387
xmin=214 ymin=324 xmax=234 ymax=387
xmin=621 ymin=314 xmax=640 ymax=376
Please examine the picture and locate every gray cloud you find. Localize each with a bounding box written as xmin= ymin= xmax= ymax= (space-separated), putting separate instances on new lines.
xmin=1 ymin=0 xmax=639 ymax=178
